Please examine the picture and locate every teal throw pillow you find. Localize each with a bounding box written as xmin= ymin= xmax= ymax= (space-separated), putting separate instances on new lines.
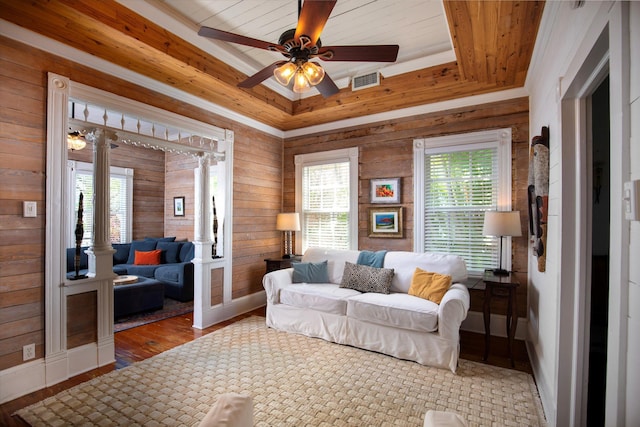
xmin=292 ymin=260 xmax=329 ymax=283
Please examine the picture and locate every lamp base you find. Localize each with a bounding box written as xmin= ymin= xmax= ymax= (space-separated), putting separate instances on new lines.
xmin=490 ymin=268 xmax=510 ymax=276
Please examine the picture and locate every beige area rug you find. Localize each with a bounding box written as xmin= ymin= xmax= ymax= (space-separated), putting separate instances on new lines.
xmin=16 ymin=317 xmax=546 ymax=426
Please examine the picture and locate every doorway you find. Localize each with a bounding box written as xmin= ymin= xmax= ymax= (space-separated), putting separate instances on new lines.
xmin=586 ymin=76 xmax=610 ymax=426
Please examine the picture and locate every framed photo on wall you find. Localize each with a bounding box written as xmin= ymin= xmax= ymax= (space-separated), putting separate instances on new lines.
xmin=368 ymin=206 xmax=403 ymax=238
xmin=173 ymin=196 xmax=185 ymax=217
xmin=370 ymin=178 xmax=400 ymax=203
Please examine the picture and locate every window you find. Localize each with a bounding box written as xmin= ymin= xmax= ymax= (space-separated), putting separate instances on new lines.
xmin=67 ymin=161 xmax=133 ymax=247
xmin=414 ymin=129 xmax=512 ymax=275
xmin=295 ymin=148 xmax=358 ymax=253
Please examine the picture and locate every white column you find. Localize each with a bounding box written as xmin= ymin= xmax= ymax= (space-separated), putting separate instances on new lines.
xmin=192 ymin=153 xmax=213 ymax=328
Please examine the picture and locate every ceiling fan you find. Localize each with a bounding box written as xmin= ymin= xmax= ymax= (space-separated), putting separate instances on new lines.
xmin=197 ymin=0 xmax=399 ymax=98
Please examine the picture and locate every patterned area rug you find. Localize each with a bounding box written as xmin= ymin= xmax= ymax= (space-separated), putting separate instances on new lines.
xmin=16 ymin=317 xmax=546 ymax=426
xmin=114 ymin=298 xmax=193 ymax=332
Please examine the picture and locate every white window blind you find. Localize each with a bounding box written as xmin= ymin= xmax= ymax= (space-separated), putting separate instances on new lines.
xmin=424 ymin=147 xmax=498 ymax=273
xmin=302 ymin=161 xmax=351 ymax=250
xmin=295 ymin=148 xmax=358 ymax=253
xmin=69 ymin=161 xmax=133 ymax=247
xmin=414 ymin=129 xmax=512 ymax=276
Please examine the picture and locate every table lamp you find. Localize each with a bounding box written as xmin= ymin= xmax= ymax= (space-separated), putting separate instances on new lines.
xmin=276 ymin=212 xmax=300 ymax=259
xmin=482 ymin=211 xmax=522 ymax=275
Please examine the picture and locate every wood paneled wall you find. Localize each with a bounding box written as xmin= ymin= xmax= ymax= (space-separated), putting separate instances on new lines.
xmin=163 ymin=153 xmax=198 ymax=241
xmin=284 ymin=97 xmax=530 ymax=317
xmin=0 ymin=35 xmax=282 ymax=372
xmin=69 ymin=143 xmax=166 ymax=241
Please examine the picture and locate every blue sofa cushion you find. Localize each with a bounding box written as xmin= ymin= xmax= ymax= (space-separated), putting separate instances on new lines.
xmin=126 ymin=240 xmax=157 ymax=264
xmin=113 ymin=265 xmax=128 ymax=275
xmin=125 ymin=264 xmax=161 ymax=278
xmin=179 ymin=242 xmax=195 ymax=263
xmin=155 ymin=264 xmax=181 ymax=284
xmin=157 ymin=241 xmax=182 ymax=264
xmin=145 ymin=236 xmax=176 ymax=242
xmin=112 ymin=243 xmax=131 ymax=265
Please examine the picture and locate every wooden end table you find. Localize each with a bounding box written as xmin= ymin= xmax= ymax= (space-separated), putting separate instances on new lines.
xmin=264 ymin=256 xmax=302 ymax=273
xmin=482 ymin=270 xmax=519 ymax=367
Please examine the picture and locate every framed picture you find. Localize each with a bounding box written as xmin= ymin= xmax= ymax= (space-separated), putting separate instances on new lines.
xmin=368 ymin=206 xmax=403 ymax=238
xmin=173 ymin=196 xmax=185 ymax=217
xmin=370 ymin=178 xmax=400 ymax=203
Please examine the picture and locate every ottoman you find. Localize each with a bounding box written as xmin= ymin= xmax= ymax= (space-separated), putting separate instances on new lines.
xmin=114 ymin=276 xmax=164 ymax=319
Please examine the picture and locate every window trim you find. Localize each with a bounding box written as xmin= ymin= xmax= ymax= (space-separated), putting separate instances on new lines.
xmin=295 ymin=147 xmax=359 ymax=253
xmin=413 ymin=128 xmax=512 ymax=275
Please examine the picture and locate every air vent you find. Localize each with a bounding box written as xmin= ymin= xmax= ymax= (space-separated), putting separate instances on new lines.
xmin=352 ymin=71 xmax=380 ymax=91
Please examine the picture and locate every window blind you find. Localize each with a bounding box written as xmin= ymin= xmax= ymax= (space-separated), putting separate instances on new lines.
xmin=302 ymin=161 xmax=350 ymax=250
xmin=424 ymin=147 xmax=498 ymax=273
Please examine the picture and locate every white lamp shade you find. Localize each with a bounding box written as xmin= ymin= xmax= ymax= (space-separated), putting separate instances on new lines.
xmin=482 ymin=211 xmax=522 ymax=237
xmin=276 ymin=213 xmax=300 ymax=231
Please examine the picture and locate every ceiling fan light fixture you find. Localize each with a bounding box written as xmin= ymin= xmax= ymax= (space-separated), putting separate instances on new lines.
xmin=302 ymin=62 xmax=325 ymax=86
xmin=273 ymin=62 xmax=297 ymax=85
xmin=67 ymin=131 xmax=86 ymax=151
xmin=293 ymin=69 xmax=311 ymax=93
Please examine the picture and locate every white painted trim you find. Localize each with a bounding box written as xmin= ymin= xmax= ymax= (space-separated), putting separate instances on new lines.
xmin=200 ymin=291 xmax=267 ymax=329
xmin=0 ymin=359 xmax=46 ymax=404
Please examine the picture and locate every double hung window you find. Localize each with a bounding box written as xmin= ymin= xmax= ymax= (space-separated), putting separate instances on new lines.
xmin=414 ymin=129 xmax=512 ymax=275
xmin=295 ymin=148 xmax=358 ymax=253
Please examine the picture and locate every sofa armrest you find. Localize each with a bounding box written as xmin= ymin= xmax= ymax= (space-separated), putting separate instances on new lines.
xmin=437 ymin=283 xmax=470 ymax=341
xmin=262 ymin=268 xmax=294 ymax=304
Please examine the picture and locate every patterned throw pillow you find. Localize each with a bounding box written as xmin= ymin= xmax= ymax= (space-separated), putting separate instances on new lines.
xmin=339 ymin=262 xmax=394 ymax=294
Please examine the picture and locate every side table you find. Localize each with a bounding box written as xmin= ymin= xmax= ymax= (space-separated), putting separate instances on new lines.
xmin=264 ymin=256 xmax=301 ymax=273
xmin=482 ymin=270 xmax=519 ymax=367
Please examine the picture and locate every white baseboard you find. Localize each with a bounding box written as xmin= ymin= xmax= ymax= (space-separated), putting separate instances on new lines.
xmin=0 ymin=358 xmax=46 ymax=404
xmin=198 ymin=291 xmax=267 ymax=329
xmin=461 ymin=311 xmax=528 ymax=340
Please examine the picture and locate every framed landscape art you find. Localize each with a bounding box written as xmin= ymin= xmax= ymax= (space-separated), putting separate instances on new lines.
xmin=370 ymin=178 xmax=400 ymax=203
xmin=173 ymin=196 xmax=185 ymax=217
xmin=368 ymin=206 xmax=403 ymax=238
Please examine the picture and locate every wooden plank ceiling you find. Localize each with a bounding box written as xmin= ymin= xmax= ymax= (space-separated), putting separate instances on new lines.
xmin=0 ymin=0 xmax=544 ymax=132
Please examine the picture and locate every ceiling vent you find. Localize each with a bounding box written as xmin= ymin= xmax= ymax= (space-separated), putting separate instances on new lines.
xmin=352 ymin=71 xmax=380 ymax=91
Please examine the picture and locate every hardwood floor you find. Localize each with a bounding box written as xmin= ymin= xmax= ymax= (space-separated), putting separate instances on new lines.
xmin=1 ymin=308 xmax=532 ymax=426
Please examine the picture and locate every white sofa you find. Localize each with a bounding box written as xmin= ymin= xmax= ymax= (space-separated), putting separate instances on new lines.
xmin=262 ymin=247 xmax=471 ymax=372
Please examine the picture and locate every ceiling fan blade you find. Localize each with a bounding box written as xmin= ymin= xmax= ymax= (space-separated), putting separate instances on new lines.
xmin=318 ymin=45 xmax=399 ymax=62
xmin=198 ymin=26 xmax=277 ymax=51
xmin=238 ymin=62 xmax=287 ymax=88
xmin=294 ymin=0 xmax=337 ymax=47
xmin=315 ymin=73 xmax=339 ymax=98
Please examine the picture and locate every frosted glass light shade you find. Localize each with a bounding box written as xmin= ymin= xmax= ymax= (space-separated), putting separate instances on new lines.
xmin=273 ymin=62 xmax=297 ymax=86
xmin=301 ymin=62 xmax=325 ymax=86
xmin=292 ymin=70 xmax=311 ymax=93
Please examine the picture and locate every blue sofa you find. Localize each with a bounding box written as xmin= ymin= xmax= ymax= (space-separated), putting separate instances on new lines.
xmin=67 ymin=237 xmax=195 ymax=302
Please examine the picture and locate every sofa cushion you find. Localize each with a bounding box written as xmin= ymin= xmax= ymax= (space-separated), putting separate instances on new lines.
xmin=154 ymin=264 xmax=181 ymax=284
xmin=280 ymin=284 xmax=361 ymax=315
xmin=302 ymin=248 xmax=360 ymax=284
xmin=339 ymin=262 xmax=394 ymax=294
xmin=145 ymin=236 xmax=176 ymax=242
xmin=292 ymin=260 xmax=329 ymax=283
xmin=134 ymin=249 xmax=162 ymax=265
xmin=408 ymin=268 xmax=452 ymax=304
xmin=112 ymin=243 xmax=131 ymax=265
xmin=346 ymin=292 xmax=439 ymax=333
xmin=157 ymin=241 xmax=182 ymax=264
xmin=125 ymin=264 xmax=161 ymax=278
xmin=179 ymin=242 xmax=195 ymax=262
xmin=126 ymin=240 xmax=157 ymax=264
xmin=383 ymin=252 xmax=467 ymax=293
